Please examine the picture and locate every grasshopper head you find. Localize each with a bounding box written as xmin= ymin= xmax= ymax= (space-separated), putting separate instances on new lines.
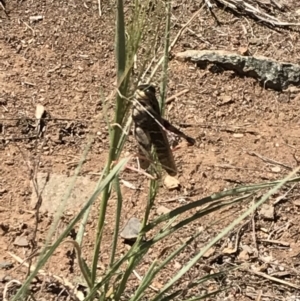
xmin=135 ymin=84 xmax=156 ymax=101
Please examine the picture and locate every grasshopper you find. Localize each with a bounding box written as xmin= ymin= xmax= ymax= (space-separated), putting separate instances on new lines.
xmin=132 ymin=84 xmax=195 ymax=176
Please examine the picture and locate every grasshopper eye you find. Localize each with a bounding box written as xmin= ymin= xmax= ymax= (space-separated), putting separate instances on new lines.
xmin=146 ymin=86 xmax=156 ymax=95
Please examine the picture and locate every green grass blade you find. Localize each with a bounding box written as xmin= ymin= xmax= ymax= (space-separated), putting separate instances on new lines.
xmin=91 ymin=0 xmax=129 ymax=283
xmin=12 ymin=157 xmax=129 ymax=301
xmin=144 ymin=177 xmax=300 ymax=232
xmin=151 ymin=167 xmax=300 ymax=301
xmin=76 ymin=167 xmax=106 ymax=247
xmin=130 ymin=230 xmax=203 ymax=301
xmin=116 ymin=0 xmax=126 ymax=81
xmin=146 ymin=194 xmax=252 ymax=245
xmin=180 ymin=288 xmax=228 ymax=301
xmin=129 ymin=259 xmax=158 ymax=301
xmin=11 ymin=135 xmax=93 ymax=299
xmin=110 ymin=177 xmax=123 ymax=267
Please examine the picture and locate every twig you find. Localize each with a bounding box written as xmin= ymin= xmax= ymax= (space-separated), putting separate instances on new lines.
xmin=22 ymin=21 xmax=35 ymax=36
xmin=132 ymin=269 xmax=160 ymax=292
xmin=7 ymin=251 xmax=78 ymax=291
xmin=1 ymin=135 xmax=39 ymax=141
xmin=0 ymin=0 xmax=8 ymax=17
xmin=273 ymin=183 xmax=296 ymax=206
xmin=214 ymin=164 xmax=256 ymax=171
xmin=14 ymin=138 xmax=49 ymax=277
xmin=255 ymin=290 xmax=262 ymax=301
xmin=123 ymin=164 xmax=157 ymax=180
xmin=259 ymin=239 xmax=290 ymax=247
xmin=245 ymin=268 xmax=300 ymax=290
xmin=251 ymin=198 xmax=258 ymax=254
xmin=246 ymin=150 xmax=292 ymax=170
xmin=233 ymin=220 xmax=250 ymax=253
xmin=165 ymin=89 xmax=189 ymax=104
xmin=147 ymin=4 xmax=205 ymax=82
xmin=267 ymin=222 xmax=290 ymax=240
xmin=214 ymin=0 xmax=300 ymax=27
xmin=98 ymin=0 xmax=102 ymax=16
xmin=0 ymin=117 xmax=87 ymax=122
xmin=111 ymin=123 xmax=129 ymax=136
xmin=111 ymin=158 xmax=157 ymax=180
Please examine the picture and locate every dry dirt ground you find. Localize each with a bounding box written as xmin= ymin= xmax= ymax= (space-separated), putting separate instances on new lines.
xmin=1 ymin=0 xmax=300 ymax=300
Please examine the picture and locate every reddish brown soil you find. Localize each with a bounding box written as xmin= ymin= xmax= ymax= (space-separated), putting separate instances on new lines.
xmin=1 ymin=1 xmax=300 ymax=300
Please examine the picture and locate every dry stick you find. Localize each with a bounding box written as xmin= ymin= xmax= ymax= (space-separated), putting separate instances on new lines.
xmin=251 ymin=198 xmax=258 ymax=254
xmin=246 ymin=150 xmax=292 ymax=170
xmin=139 ymin=25 xmax=163 ymax=83
xmin=121 ymin=164 xmax=157 ymax=180
xmin=232 ymin=220 xmax=250 ymax=254
xmin=14 ymin=140 xmax=49 ymax=279
xmin=7 ymin=251 xmax=78 ymax=292
xmin=132 ymin=269 xmax=160 ymax=292
xmin=165 ymin=89 xmax=189 ymax=104
xmin=0 ymin=0 xmax=8 ymax=17
xmin=22 ymin=21 xmax=35 ymax=36
xmin=170 ymin=13 xmax=211 ymax=46
xmin=1 ymin=135 xmax=39 ymax=141
xmin=147 ymin=3 xmax=205 ymax=82
xmin=259 ymin=239 xmax=290 ymax=247
xmin=267 ymin=222 xmax=290 ymax=241
xmin=0 ymin=117 xmax=87 ymax=121
xmin=185 ymin=27 xmax=211 ymax=45
xmin=244 ymin=267 xmax=300 ymax=290
xmin=98 ymin=0 xmax=102 ymax=16
xmin=111 ymin=156 xmax=157 ymax=180
xmin=255 ymin=290 xmax=262 ymax=301
xmin=273 ymin=183 xmax=296 ymax=206
xmin=216 ymin=0 xmax=300 ymax=26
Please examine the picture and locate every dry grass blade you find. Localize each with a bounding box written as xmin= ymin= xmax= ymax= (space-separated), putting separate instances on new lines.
xmin=147 ymin=3 xmax=206 ymax=82
xmin=244 ymin=267 xmax=300 ymax=290
xmin=213 ymin=0 xmax=300 ymax=26
xmin=7 ymin=252 xmax=77 ymax=291
xmin=151 ymin=167 xmax=300 ymax=301
xmin=0 ymin=0 xmax=8 ymax=16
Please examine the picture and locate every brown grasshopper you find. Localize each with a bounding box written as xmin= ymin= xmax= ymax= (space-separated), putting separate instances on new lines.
xmin=132 ymin=84 xmax=195 ymax=176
